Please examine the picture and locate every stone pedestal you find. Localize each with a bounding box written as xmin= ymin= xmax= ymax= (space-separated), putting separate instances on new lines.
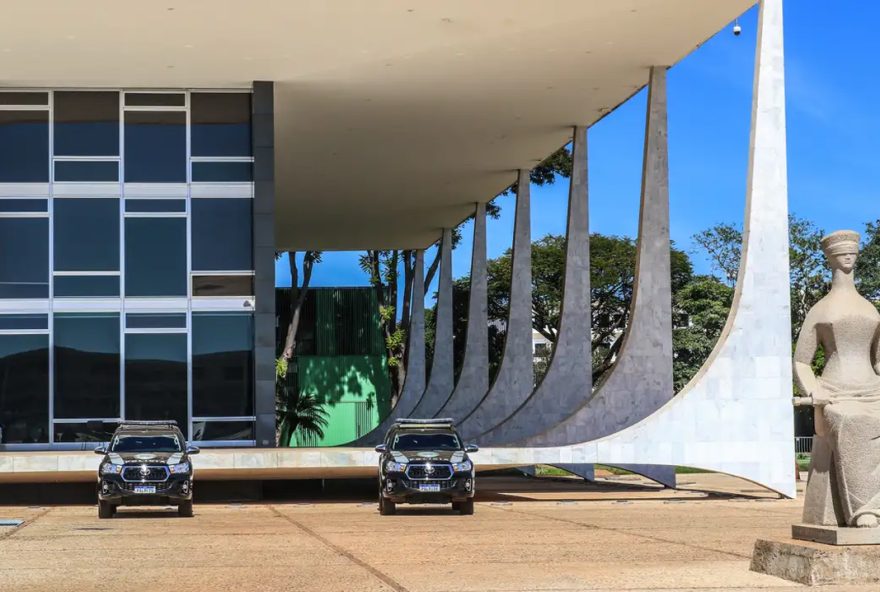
xmin=793 ymin=523 xmax=880 ymax=546
xmin=751 ymin=537 xmax=880 ymax=585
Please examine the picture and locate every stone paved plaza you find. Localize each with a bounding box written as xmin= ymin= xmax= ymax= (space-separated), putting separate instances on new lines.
xmin=0 ymin=473 xmax=873 ymax=592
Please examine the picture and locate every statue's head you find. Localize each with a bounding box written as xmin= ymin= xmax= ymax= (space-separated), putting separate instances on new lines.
xmin=821 ymin=229 xmax=860 ymax=273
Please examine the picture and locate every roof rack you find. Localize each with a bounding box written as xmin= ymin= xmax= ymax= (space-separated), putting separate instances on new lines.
xmin=118 ymin=420 xmax=179 ymax=427
xmin=395 ymin=418 xmax=454 ymax=425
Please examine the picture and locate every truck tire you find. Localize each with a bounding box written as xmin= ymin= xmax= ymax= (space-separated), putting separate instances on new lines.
xmin=379 ymin=496 xmax=396 ymax=516
xmin=459 ymin=499 xmax=474 ymax=515
xmin=98 ymin=500 xmax=115 ymax=519
xmin=178 ymin=500 xmax=194 ymax=517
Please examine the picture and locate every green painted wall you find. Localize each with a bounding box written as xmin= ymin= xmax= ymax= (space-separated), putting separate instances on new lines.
xmin=277 ymin=287 xmax=391 ymax=447
xmin=291 ymin=355 xmax=391 ymax=446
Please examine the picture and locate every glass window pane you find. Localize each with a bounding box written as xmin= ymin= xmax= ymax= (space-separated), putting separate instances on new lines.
xmin=54 ymin=313 xmax=120 ymax=419
xmin=125 ymin=199 xmax=186 ymax=213
xmin=125 ymin=93 xmax=185 ymax=107
xmin=124 ymin=218 xmax=187 ymax=296
xmin=54 ymin=161 xmax=119 ymax=182
xmin=191 ymin=161 xmax=253 ymax=182
xmin=126 ymin=313 xmax=186 ymax=329
xmin=191 ymin=93 xmax=251 ymax=157
xmin=0 ymin=111 xmax=48 ymax=182
xmin=53 ymin=91 xmax=119 ymax=156
xmin=125 ymin=333 xmax=187 ymax=432
xmin=192 ymin=313 xmax=253 ymax=418
xmin=192 ymin=199 xmax=252 ymax=271
xmin=54 ymin=199 xmax=119 ymax=272
xmin=54 ymin=275 xmax=120 ymax=297
xmin=192 ymin=275 xmax=254 ymax=297
xmin=54 ymin=421 xmax=118 ymax=443
xmin=124 ymin=111 xmax=186 ymax=182
xmin=0 ymin=334 xmax=49 ymax=444
xmin=0 ymin=218 xmax=48 ymax=298
xmin=192 ymin=421 xmax=254 ymax=442
xmin=0 ymin=199 xmax=47 ymax=212
xmin=0 ymin=92 xmax=48 ymax=105
xmin=0 ymin=314 xmax=48 ymax=330
xmin=125 ymin=218 xmax=187 ymax=296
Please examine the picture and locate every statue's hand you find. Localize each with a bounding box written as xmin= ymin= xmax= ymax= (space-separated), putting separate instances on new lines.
xmin=811 ymin=387 xmax=831 ymax=406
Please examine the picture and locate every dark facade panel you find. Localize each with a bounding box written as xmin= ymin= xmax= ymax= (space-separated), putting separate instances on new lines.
xmin=124 ymin=111 xmax=186 ymax=182
xmin=0 ymin=334 xmax=49 ymax=444
xmin=54 ymin=275 xmax=120 ymax=298
xmin=192 ymin=312 xmax=254 ymax=418
xmin=53 ymin=91 xmax=119 ymax=156
xmin=192 ymin=198 xmax=253 ymax=271
xmin=124 ymin=218 xmax=187 ymax=296
xmin=125 ymin=333 xmax=188 ymax=432
xmin=0 ymin=111 xmax=48 ymax=182
xmin=0 ymin=218 xmax=49 ymax=298
xmin=191 ymin=92 xmax=252 ymax=157
xmin=54 ymin=313 xmax=120 ymax=419
xmin=54 ymin=161 xmax=119 ymax=182
xmin=54 ymin=199 xmax=119 ymax=272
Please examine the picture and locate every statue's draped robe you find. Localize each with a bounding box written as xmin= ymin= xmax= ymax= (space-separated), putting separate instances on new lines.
xmin=812 ymin=315 xmax=880 ymax=525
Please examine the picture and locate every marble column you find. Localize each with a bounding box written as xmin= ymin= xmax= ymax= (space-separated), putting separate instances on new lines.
xmin=478 ymin=126 xmax=592 ymax=445
xmin=458 ymin=170 xmax=534 ymax=440
xmin=437 ymin=203 xmax=489 ymax=420
xmin=409 ymin=229 xmax=454 ymax=418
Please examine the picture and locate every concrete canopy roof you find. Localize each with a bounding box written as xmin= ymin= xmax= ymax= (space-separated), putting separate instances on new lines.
xmin=1 ymin=1 xmax=753 ymax=250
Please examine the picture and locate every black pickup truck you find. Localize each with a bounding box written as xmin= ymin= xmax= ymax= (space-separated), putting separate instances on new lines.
xmin=94 ymin=421 xmax=199 ymax=518
xmin=375 ymin=418 xmax=478 ymax=515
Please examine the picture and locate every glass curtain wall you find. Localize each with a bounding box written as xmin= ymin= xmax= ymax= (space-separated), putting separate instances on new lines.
xmin=0 ymin=89 xmax=255 ymax=448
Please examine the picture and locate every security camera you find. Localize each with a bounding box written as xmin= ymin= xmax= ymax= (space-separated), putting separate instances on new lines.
xmin=733 ymin=22 xmax=742 ymax=36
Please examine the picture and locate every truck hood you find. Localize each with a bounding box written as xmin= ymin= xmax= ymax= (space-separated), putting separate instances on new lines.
xmin=390 ymin=450 xmax=466 ymax=464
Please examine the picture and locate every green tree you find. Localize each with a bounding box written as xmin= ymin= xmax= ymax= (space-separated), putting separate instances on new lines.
xmin=671 ymin=276 xmax=734 ymax=391
xmin=858 ymin=219 xmax=880 ymax=306
xmin=275 ymin=358 xmax=329 ymax=447
xmin=693 ymin=215 xmax=829 ymax=339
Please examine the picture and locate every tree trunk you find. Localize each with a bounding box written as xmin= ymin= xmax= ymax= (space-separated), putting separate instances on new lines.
xmin=282 ymin=251 xmax=317 ymax=361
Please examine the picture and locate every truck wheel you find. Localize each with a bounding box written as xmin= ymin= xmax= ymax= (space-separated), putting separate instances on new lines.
xmin=98 ymin=500 xmax=115 ymax=519
xmin=379 ymin=496 xmax=396 ymax=516
xmin=459 ymin=499 xmax=474 ymax=515
xmin=178 ymin=500 xmax=194 ymax=518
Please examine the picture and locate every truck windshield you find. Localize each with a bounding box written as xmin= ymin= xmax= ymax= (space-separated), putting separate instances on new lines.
xmin=111 ymin=435 xmax=181 ymax=453
xmin=392 ymin=432 xmax=460 ymax=451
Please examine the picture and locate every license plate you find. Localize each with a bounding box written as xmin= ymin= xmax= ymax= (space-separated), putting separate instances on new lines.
xmin=419 ymin=483 xmax=440 ymax=492
xmin=133 ymin=485 xmax=156 ymax=494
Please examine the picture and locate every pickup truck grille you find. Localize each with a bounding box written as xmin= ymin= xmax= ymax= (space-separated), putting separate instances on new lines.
xmin=121 ymin=465 xmax=169 ymax=482
xmin=405 ymin=463 xmax=452 ymax=480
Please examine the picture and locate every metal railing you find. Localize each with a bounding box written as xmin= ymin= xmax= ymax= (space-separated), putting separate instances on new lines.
xmin=795 ymin=436 xmax=814 ymax=454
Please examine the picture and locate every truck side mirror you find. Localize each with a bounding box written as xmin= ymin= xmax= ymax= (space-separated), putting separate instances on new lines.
xmin=465 ymin=444 xmax=479 ymax=453
xmin=374 ymin=444 xmax=387 ymax=453
xmin=93 ymin=446 xmax=107 ymax=455
xmin=186 ymin=445 xmax=200 ymax=455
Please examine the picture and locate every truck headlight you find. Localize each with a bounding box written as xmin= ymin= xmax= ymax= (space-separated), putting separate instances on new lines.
xmin=452 ymin=460 xmax=473 ymax=472
xmin=169 ymin=461 xmax=191 ymax=474
xmin=384 ymin=460 xmax=407 ymax=473
xmin=100 ymin=462 xmax=122 ymax=475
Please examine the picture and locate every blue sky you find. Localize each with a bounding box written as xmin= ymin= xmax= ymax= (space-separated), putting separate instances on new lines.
xmin=277 ymin=2 xmax=880 ymax=298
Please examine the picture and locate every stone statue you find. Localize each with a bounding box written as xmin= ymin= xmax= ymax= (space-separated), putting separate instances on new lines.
xmin=794 ymin=230 xmax=880 ymax=528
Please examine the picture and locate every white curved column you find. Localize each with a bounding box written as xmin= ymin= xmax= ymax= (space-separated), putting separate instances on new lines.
xmin=437 ymin=203 xmax=489 ymax=420
xmin=458 ymin=171 xmax=534 ymax=440
xmin=477 ymin=0 xmax=794 ymax=497
xmin=409 ymin=229 xmax=454 ymax=418
xmin=478 ymin=125 xmax=592 ymax=446
xmin=525 ymin=66 xmax=673 ymax=447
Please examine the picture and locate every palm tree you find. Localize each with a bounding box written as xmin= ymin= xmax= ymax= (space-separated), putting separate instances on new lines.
xmin=276 ymin=358 xmax=329 ymax=447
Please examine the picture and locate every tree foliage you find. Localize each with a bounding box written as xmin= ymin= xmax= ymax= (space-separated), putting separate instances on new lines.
xmin=275 ymin=358 xmax=329 ymax=446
